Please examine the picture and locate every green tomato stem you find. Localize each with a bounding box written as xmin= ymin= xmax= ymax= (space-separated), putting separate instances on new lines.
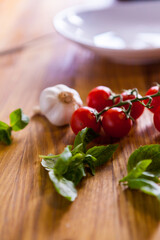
xmin=96 ymin=85 xmax=160 ymax=121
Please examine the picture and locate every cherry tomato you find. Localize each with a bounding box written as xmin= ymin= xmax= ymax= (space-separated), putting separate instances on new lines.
xmin=115 ymin=92 xmax=144 ymax=120
xmin=153 ymin=106 xmax=160 ymax=132
xmin=143 ymin=86 xmax=160 ymax=113
xmin=70 ymin=107 xmax=101 ymax=135
xmin=102 ymin=107 xmax=132 ymax=138
xmin=86 ymin=86 xmax=113 ymax=112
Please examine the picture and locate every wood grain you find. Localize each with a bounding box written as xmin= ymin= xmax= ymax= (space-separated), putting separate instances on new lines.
xmin=0 ymin=1 xmax=160 ymax=240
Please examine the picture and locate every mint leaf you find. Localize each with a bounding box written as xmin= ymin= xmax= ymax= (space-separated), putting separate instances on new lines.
xmin=127 ymin=144 xmax=160 ymax=177
xmin=10 ymin=108 xmax=29 ymax=131
xmin=0 ymin=121 xmax=12 ymax=145
xmin=49 ymin=170 xmax=77 ymax=201
xmin=120 ymin=159 xmax=152 ymax=182
xmin=128 ymin=178 xmax=160 ymax=201
xmin=74 ymin=127 xmax=98 ymax=152
xmin=86 ymin=144 xmax=118 ymax=167
xmin=54 ymin=145 xmax=72 ymax=176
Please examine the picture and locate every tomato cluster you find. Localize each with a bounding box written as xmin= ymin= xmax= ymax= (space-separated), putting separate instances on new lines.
xmin=144 ymin=86 xmax=160 ymax=132
xmin=70 ymin=85 xmax=160 ymax=139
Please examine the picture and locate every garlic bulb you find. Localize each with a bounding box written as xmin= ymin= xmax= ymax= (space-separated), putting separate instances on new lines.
xmin=39 ymin=84 xmax=83 ymax=126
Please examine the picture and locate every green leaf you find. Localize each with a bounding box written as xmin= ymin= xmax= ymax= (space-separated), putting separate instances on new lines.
xmin=64 ymin=164 xmax=86 ymax=186
xmin=86 ymin=144 xmax=118 ymax=167
xmin=127 ymin=144 xmax=160 ymax=177
xmin=120 ymin=159 xmax=152 ymax=182
xmin=127 ymin=178 xmax=160 ymax=201
xmin=10 ymin=108 xmax=29 ymax=131
xmin=41 ymin=159 xmax=56 ymax=170
xmin=40 ymin=154 xmax=59 ymax=170
xmin=39 ymin=154 xmax=60 ymax=159
xmin=120 ymin=146 xmax=160 ymax=201
xmin=141 ymin=172 xmax=160 ymax=183
xmin=84 ymin=154 xmax=97 ymax=175
xmin=49 ymin=170 xmax=77 ymax=201
xmin=40 ymin=128 xmax=119 ymax=201
xmin=0 ymin=121 xmax=12 ymax=145
xmin=71 ymin=143 xmax=84 ymax=156
xmin=54 ymin=145 xmax=72 ymax=176
xmin=74 ymin=127 xmax=98 ymax=152
xmin=64 ymin=153 xmax=85 ymax=185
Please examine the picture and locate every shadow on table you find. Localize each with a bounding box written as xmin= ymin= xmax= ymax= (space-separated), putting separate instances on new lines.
xmin=118 ymin=187 xmax=160 ymax=240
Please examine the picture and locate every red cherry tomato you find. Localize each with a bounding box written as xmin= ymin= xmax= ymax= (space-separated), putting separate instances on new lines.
xmin=102 ymin=107 xmax=132 ymax=138
xmin=70 ymin=107 xmax=101 ymax=135
xmin=86 ymin=86 xmax=113 ymax=112
xmin=153 ymin=106 xmax=160 ymax=132
xmin=115 ymin=92 xmax=144 ymax=120
xmin=143 ymin=86 xmax=160 ymax=113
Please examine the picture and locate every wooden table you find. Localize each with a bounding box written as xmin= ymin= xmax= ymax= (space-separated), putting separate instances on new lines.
xmin=0 ymin=1 xmax=160 ymax=240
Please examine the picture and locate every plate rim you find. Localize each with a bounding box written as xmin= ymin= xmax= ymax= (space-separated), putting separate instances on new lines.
xmin=53 ymin=2 xmax=160 ymax=56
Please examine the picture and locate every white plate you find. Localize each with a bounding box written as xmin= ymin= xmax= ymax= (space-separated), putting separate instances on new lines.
xmin=54 ymin=1 xmax=160 ymax=64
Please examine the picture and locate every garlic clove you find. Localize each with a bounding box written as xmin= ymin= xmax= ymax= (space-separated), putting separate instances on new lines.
xmin=39 ymin=84 xmax=83 ymax=126
xmin=46 ymin=102 xmax=75 ymax=126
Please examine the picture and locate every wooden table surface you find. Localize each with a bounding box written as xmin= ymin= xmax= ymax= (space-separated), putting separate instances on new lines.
xmin=0 ymin=1 xmax=160 ymax=240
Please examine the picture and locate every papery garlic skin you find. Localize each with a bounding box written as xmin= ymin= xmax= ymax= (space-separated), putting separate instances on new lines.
xmin=39 ymin=84 xmax=83 ymax=126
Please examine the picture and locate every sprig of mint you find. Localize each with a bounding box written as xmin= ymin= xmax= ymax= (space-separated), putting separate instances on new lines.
xmin=0 ymin=108 xmax=29 ymax=145
xmin=120 ymin=144 xmax=160 ymax=201
xmin=40 ymin=127 xmax=118 ymax=201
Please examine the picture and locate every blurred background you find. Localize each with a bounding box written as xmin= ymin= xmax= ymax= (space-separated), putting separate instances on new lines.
xmin=0 ymin=0 xmax=110 ymax=51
